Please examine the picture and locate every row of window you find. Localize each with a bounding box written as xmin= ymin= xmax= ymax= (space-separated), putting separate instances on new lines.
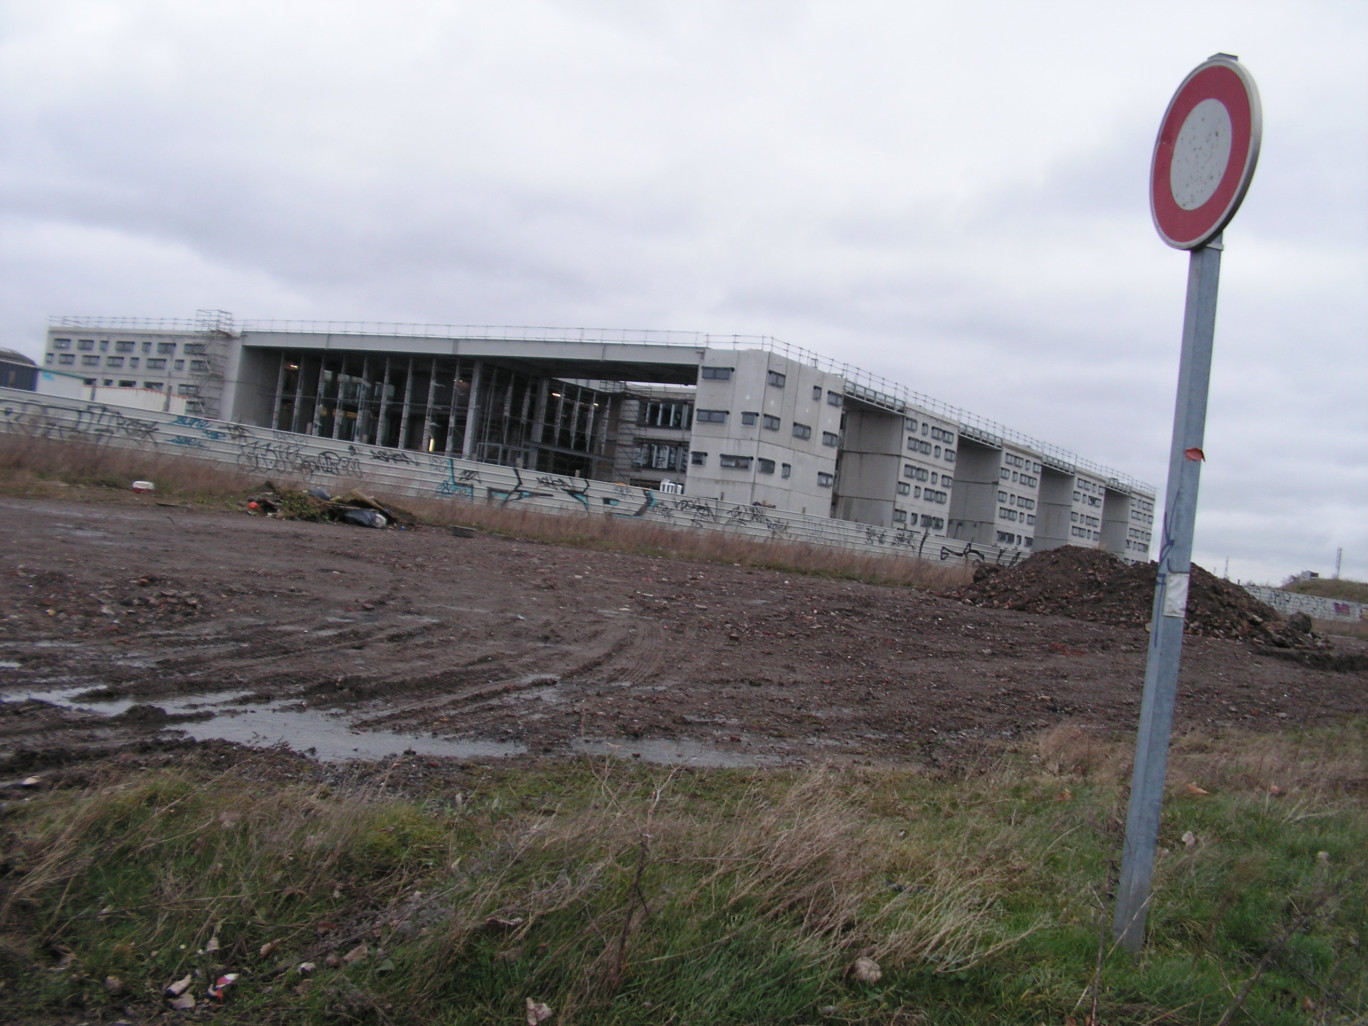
xmin=1070 ymin=512 xmax=1101 ymax=527
xmin=999 ymin=467 xmax=1036 ymax=487
xmin=907 ymin=437 xmax=956 ymax=462
xmin=695 ymin=452 xmax=791 ymax=479
xmin=700 ymin=367 xmax=798 ymax=392
xmin=1071 ymin=525 xmax=1099 ymax=540
xmin=997 ymin=490 xmax=1035 ymax=511
xmin=47 ymin=353 xmax=204 ymax=373
xmin=893 ymin=510 xmax=946 ymax=530
xmin=903 ymin=417 xmax=954 ymax=445
xmin=698 ymin=410 xmax=837 ymax=448
xmin=903 ymin=464 xmax=950 ymax=487
xmin=52 ymin=338 xmax=201 ymax=356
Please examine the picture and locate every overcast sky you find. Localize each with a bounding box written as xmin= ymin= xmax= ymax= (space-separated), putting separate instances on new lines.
xmin=2 ymin=1 xmax=1364 ymax=584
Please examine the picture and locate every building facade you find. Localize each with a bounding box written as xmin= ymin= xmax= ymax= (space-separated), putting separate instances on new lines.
xmin=38 ymin=313 xmax=1155 ymax=561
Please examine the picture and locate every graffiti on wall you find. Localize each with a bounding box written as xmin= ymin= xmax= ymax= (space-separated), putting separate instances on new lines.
xmin=0 ymin=389 xmax=1041 ymax=570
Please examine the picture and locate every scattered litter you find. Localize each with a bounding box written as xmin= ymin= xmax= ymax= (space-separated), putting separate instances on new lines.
xmin=1317 ymin=851 xmax=1331 ymax=864
xmin=1185 ymin=782 xmax=1209 ymax=796
xmin=485 ymin=915 xmax=525 ymax=929
xmin=19 ymin=776 xmax=39 ymax=787
xmin=169 ymin=992 xmax=195 ymax=1010
xmin=204 ymin=935 xmax=221 ymax=953
xmin=259 ymin=940 xmax=279 ymax=958
xmin=1182 ymin=830 xmax=1197 ymax=849
xmin=525 ymin=998 xmax=553 ymax=1024
xmin=297 ymin=962 xmax=316 ymax=974
xmin=308 ymin=486 xmax=332 ymax=501
xmin=104 ymin=975 xmax=125 ymax=995
xmin=342 ymin=942 xmax=369 ymax=964
xmin=165 ymin=974 xmax=194 ymax=997
xmin=244 ymin=484 xmax=416 ymax=530
xmin=207 ymin=972 xmax=239 ymax=1001
xmin=131 ymin=480 xmax=155 ymax=494
xmin=849 ymin=956 xmax=882 ymax=983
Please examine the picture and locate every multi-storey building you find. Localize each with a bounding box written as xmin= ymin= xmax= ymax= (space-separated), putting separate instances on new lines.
xmin=36 ymin=313 xmax=1155 ymax=561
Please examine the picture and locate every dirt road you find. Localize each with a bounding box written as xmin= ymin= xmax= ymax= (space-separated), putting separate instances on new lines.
xmin=1 ymin=496 xmax=1364 ymax=772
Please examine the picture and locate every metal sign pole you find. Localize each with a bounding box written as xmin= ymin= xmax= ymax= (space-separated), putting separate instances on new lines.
xmin=1113 ymin=233 xmax=1223 ymax=954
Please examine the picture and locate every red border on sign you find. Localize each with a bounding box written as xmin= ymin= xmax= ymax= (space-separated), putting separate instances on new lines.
xmin=1151 ymin=63 xmax=1254 ymax=248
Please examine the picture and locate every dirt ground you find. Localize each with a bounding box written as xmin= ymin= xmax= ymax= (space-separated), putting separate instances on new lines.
xmin=1 ymin=495 xmax=1365 ymax=775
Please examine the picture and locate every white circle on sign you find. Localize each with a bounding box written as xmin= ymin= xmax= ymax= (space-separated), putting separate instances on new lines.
xmin=1170 ymin=98 xmax=1232 ymax=210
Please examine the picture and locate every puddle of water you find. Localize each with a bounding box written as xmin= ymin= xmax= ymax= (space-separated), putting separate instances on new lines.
xmin=8 ymin=686 xmax=528 ymax=763
xmin=571 ymin=737 xmax=775 ymax=768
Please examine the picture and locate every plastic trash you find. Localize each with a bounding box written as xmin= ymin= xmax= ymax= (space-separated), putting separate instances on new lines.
xmin=207 ymin=973 xmax=239 ymax=1001
xmin=342 ymin=509 xmax=387 ymax=529
xmin=132 ymin=480 xmax=155 ymax=493
xmin=308 ymin=487 xmax=332 ymax=501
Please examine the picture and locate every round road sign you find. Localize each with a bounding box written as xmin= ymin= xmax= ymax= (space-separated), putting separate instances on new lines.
xmin=1150 ymin=55 xmax=1261 ymax=249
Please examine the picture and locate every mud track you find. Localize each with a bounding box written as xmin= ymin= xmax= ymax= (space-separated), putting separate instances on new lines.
xmin=1 ymin=496 xmax=1364 ymax=772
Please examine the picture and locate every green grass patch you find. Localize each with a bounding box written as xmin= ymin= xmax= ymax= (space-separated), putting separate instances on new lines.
xmin=0 ymin=728 xmax=1364 ymax=1024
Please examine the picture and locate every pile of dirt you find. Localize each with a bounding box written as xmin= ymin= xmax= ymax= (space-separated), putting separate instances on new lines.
xmin=948 ymin=546 xmax=1319 ymax=648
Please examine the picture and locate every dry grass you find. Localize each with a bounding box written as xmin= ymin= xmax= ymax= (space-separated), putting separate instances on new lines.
xmin=0 ymin=433 xmax=970 ymax=592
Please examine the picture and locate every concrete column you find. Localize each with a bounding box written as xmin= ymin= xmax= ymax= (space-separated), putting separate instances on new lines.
xmin=396 ymin=357 xmax=415 ymax=451
xmin=461 ymin=360 xmax=484 ymax=459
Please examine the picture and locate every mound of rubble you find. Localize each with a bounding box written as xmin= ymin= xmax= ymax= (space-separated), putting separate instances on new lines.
xmin=947 ymin=546 xmax=1318 ymax=648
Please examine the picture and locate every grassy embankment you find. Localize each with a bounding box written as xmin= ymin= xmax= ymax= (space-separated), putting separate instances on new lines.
xmin=1 ymin=726 xmax=1365 ymax=1025
xmin=0 ymin=436 xmax=1365 ymax=1023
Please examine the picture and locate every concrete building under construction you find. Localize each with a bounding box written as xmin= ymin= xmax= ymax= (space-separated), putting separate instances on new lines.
xmin=38 ymin=312 xmax=1155 ymax=561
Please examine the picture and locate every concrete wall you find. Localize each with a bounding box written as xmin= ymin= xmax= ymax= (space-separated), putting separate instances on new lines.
xmin=1243 ymin=585 xmax=1367 ymax=623
xmin=1035 ymin=466 xmax=1073 ymax=551
xmin=832 ymin=406 xmax=902 ymax=527
xmin=947 ymin=438 xmax=1000 ymax=545
xmin=0 ymin=386 xmax=1038 ymax=573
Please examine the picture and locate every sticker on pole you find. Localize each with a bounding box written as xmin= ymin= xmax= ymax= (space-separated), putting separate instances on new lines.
xmin=1151 ymin=55 xmax=1261 ymax=249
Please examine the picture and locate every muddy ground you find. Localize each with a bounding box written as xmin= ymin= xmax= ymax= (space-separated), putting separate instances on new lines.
xmin=1 ymin=495 xmax=1365 ymax=775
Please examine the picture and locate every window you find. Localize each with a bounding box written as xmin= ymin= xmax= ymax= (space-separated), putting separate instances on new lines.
xmin=921 ymin=423 xmax=929 ymax=436
xmin=897 ymin=482 xmax=910 ymax=495
xmin=718 ymin=454 xmax=752 ymax=470
xmin=80 ymin=355 xmax=99 ymax=367
xmin=157 ymin=342 xmax=176 ymax=354
xmin=930 ymin=472 xmax=939 ymax=485
xmin=816 ymin=472 xmax=834 ymax=488
xmin=934 ymin=446 xmax=941 ymax=458
xmin=97 ymin=340 xmax=109 ymax=352
xmin=146 ymin=358 xmax=167 ymax=370
xmin=641 ymin=401 xmax=692 ymax=429
xmin=58 ymin=354 xmax=74 ymax=365
xmin=115 ymin=340 xmax=134 ymax=353
xmin=44 ymin=353 xmax=53 ymax=364
xmin=102 ymin=378 xmax=113 ymax=386
xmin=781 ymin=463 xmax=791 ymax=479
xmin=141 ymin=342 xmax=152 ymax=353
xmin=634 ymin=443 xmax=688 ymax=471
xmin=905 ymin=417 xmax=918 ymax=431
xmin=52 ymin=338 xmax=72 ymax=350
xmin=766 ymin=370 xmax=786 ymax=388
xmin=998 ymin=490 xmax=1008 ymax=502
xmin=129 ymin=358 xmax=139 ymax=368
xmin=183 ymin=343 xmax=207 ymax=356
xmin=792 ymin=423 xmax=811 ymax=440
xmin=106 ymin=356 xmax=124 ymax=367
xmin=690 ymin=451 xmax=707 ymax=466
xmin=118 ymin=380 xmax=135 ymax=388
xmin=893 ymin=509 xmax=908 ymax=524
xmin=762 ymin=414 xmax=780 ymax=430
xmin=757 ymin=458 xmax=775 ymax=474
xmin=812 ymin=385 xmax=822 ymax=400
xmin=174 ymin=359 xmax=185 ymax=370
xmin=741 ymin=411 xmax=758 ymax=426
xmin=941 ymin=476 xmax=953 ymax=489
xmin=944 ymin=450 xmax=955 ymax=463
xmin=144 ymin=381 xmax=163 ymax=390
xmin=821 ymin=431 xmax=839 ymax=447
xmin=189 ymin=360 xmax=209 ymax=372
xmin=700 ymin=366 xmax=733 ymax=380
xmin=1026 ymin=515 xmax=1036 ymax=526
xmin=695 ymin=409 xmax=728 ymax=424
xmin=77 ymin=339 xmax=95 ymax=351
xmin=827 ymin=391 xmax=842 ymax=407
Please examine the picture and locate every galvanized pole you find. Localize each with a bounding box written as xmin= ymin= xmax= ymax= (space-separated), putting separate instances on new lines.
xmin=1113 ymin=233 xmax=1223 ymax=954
